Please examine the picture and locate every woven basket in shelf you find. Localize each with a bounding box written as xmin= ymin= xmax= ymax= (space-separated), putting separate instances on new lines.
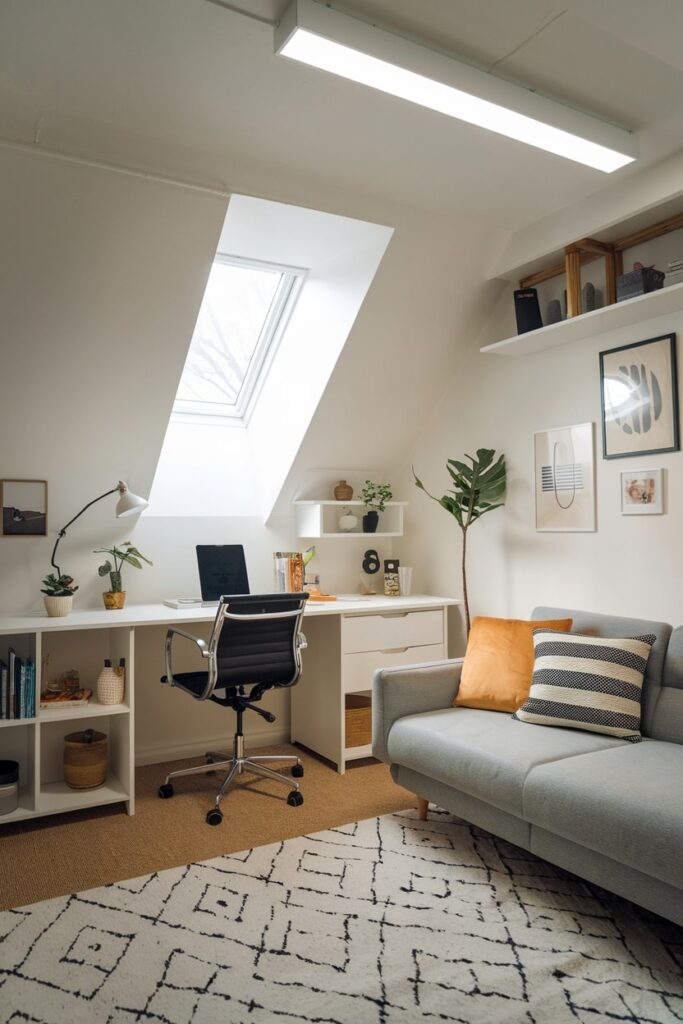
xmin=64 ymin=729 xmax=108 ymax=790
xmin=345 ymin=694 xmax=371 ymax=747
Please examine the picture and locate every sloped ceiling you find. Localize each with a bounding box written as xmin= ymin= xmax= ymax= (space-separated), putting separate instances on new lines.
xmin=2 ymin=0 xmax=683 ymax=229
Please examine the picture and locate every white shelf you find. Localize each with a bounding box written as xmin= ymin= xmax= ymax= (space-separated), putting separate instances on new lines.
xmin=39 ymin=775 xmax=128 ymax=814
xmin=481 ymin=280 xmax=683 ymax=356
xmin=293 ymin=500 xmax=408 ymax=507
xmin=294 ymin=499 xmax=407 ymax=539
xmin=344 ymin=743 xmax=374 ymax=760
xmin=0 ymin=717 xmax=37 ymax=728
xmin=0 ymin=800 xmax=36 ymax=824
xmin=39 ymin=701 xmax=129 ymax=723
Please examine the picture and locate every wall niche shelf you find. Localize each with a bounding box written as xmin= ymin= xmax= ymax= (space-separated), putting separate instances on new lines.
xmin=293 ymin=500 xmax=407 ymax=539
xmin=482 ymin=279 xmax=683 ymax=357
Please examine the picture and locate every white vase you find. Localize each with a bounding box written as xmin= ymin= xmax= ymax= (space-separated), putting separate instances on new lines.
xmin=338 ymin=510 xmax=359 ymax=532
xmin=43 ymin=595 xmax=73 ymax=618
xmin=97 ymin=661 xmax=125 ymax=705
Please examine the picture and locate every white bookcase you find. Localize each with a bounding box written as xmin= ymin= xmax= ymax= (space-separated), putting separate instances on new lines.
xmin=294 ymin=500 xmax=407 ymax=538
xmin=0 ymin=623 xmax=134 ymax=824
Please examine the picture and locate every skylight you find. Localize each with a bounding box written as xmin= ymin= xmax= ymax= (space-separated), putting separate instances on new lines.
xmin=174 ymin=255 xmax=303 ymax=420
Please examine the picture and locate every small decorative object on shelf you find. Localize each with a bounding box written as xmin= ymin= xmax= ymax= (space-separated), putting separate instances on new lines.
xmin=398 ymin=566 xmax=413 ymax=596
xmin=383 ymin=559 xmax=400 ymax=597
xmin=63 ymin=728 xmax=108 ymax=790
xmin=97 ymin=658 xmax=125 ymax=705
xmin=513 ymin=288 xmax=542 ymax=334
xmin=40 ymin=688 xmax=92 ymax=710
xmin=40 ymin=572 xmax=78 ymax=617
xmin=338 ymin=508 xmax=358 ymax=532
xmin=94 ymin=541 xmax=152 ymax=610
xmin=546 ymin=298 xmax=562 ymax=324
xmin=617 ymin=263 xmax=665 ymax=302
xmin=361 ymin=480 xmax=392 ymax=533
xmin=0 ymin=760 xmax=19 ymax=816
xmin=333 ymin=480 xmax=353 ymax=501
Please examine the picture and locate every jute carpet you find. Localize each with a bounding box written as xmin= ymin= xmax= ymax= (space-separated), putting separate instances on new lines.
xmin=1 ymin=807 xmax=681 ymax=1024
xmin=0 ymin=745 xmax=413 ymax=911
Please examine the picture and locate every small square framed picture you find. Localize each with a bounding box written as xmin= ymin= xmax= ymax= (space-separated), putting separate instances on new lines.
xmin=620 ymin=469 xmax=663 ymax=515
xmin=1 ymin=479 xmax=48 ymax=535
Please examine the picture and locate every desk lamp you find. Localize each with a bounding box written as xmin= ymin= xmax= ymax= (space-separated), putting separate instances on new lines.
xmin=51 ymin=481 xmax=148 ymax=577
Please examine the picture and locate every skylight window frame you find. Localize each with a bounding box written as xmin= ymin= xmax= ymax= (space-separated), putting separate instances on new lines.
xmin=173 ymin=254 xmax=306 ymax=424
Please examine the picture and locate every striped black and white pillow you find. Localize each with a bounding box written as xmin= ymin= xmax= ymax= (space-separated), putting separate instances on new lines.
xmin=512 ymin=629 xmax=656 ymax=742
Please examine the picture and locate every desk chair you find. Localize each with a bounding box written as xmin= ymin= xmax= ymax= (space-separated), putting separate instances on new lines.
xmin=158 ymin=592 xmax=308 ymax=825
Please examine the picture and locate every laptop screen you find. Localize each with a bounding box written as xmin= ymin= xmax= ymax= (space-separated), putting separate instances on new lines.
xmin=196 ymin=545 xmax=250 ymax=601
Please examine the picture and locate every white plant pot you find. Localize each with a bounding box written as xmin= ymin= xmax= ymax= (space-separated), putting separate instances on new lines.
xmin=43 ymin=595 xmax=73 ymax=618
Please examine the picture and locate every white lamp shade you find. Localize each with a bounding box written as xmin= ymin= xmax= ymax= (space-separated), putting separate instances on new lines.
xmin=115 ymin=482 xmax=148 ymax=518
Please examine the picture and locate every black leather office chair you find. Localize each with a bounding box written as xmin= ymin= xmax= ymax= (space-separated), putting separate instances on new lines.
xmin=158 ymin=592 xmax=308 ymax=825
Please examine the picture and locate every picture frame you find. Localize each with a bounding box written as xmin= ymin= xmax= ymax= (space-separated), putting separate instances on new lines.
xmin=600 ymin=333 xmax=679 ymax=459
xmin=621 ymin=469 xmax=663 ymax=515
xmin=534 ymin=422 xmax=596 ymax=532
xmin=1 ymin=479 xmax=48 ymax=536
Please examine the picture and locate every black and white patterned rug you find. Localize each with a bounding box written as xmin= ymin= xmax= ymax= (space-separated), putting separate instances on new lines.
xmin=1 ymin=809 xmax=682 ymax=1023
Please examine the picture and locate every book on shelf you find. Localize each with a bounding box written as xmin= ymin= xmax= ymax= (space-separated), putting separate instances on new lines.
xmin=0 ymin=653 xmax=35 ymax=720
xmin=0 ymin=659 xmax=7 ymax=719
xmin=39 ymin=688 xmax=92 ymax=711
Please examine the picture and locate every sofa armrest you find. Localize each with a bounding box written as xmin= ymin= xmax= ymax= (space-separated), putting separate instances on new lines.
xmin=372 ymin=658 xmax=464 ymax=764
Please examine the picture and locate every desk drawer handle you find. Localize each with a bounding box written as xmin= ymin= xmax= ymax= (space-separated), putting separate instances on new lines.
xmin=380 ymin=646 xmax=408 ymax=654
xmin=379 ymin=612 xmax=409 ymax=619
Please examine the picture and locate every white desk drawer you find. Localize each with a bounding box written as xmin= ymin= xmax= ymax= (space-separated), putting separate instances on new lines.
xmin=342 ymin=643 xmax=444 ymax=693
xmin=342 ymin=609 xmax=444 ymax=654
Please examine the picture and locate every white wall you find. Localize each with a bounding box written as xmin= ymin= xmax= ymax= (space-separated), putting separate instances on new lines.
xmin=400 ymin=290 xmax=683 ymax=652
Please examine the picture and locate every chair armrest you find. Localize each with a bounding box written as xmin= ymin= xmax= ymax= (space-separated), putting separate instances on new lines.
xmin=372 ymin=658 xmax=464 ymax=764
xmin=164 ymin=627 xmax=211 ymax=687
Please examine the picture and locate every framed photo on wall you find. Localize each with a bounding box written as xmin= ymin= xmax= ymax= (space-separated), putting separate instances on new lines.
xmin=534 ymin=422 xmax=596 ymax=532
xmin=1 ymin=479 xmax=48 ymax=536
xmin=600 ymin=333 xmax=679 ymax=459
xmin=621 ymin=469 xmax=663 ymax=515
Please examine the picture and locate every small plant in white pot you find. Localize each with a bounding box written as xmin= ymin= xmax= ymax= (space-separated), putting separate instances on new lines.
xmin=94 ymin=542 xmax=152 ymax=609
xmin=41 ymin=573 xmax=78 ymax=617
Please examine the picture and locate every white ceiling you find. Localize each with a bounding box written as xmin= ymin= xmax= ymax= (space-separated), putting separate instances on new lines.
xmin=2 ymin=0 xmax=683 ymax=228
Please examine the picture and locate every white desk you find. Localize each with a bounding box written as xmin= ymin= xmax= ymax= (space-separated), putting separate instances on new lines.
xmin=0 ymin=595 xmax=458 ymax=824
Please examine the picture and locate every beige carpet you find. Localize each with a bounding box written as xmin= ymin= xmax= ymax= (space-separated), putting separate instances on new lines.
xmin=0 ymin=745 xmax=413 ymax=911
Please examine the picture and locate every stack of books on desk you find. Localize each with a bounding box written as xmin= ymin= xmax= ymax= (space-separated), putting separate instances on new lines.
xmin=0 ymin=649 xmax=36 ymax=719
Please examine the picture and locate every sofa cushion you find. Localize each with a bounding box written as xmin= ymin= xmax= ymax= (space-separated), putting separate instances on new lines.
xmin=386 ymin=707 xmax=626 ymax=817
xmin=454 ymin=615 xmax=573 ymax=713
xmin=514 ymin=629 xmax=656 ymax=741
xmin=523 ymin=741 xmax=683 ymax=889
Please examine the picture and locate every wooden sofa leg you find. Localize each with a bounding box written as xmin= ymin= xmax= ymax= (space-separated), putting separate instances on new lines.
xmin=417 ymin=796 xmax=429 ymax=820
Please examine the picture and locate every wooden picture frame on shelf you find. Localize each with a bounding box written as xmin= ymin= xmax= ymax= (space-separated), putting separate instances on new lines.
xmin=600 ymin=333 xmax=679 ymax=459
xmin=1 ymin=479 xmax=48 ymax=537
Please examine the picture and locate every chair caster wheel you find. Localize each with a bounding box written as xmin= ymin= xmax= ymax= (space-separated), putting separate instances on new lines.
xmin=158 ymin=784 xmax=174 ymax=799
xmin=206 ymin=808 xmax=223 ymax=826
xmin=291 ymin=763 xmax=304 ymax=778
xmin=287 ymin=790 xmax=304 ymax=807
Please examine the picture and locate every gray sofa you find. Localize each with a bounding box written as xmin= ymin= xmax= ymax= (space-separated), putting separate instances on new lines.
xmin=372 ymin=606 xmax=683 ymax=926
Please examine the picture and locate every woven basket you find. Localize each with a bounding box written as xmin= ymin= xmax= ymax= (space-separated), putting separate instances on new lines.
xmin=345 ymin=694 xmax=371 ymax=747
xmin=64 ymin=729 xmax=108 ymax=790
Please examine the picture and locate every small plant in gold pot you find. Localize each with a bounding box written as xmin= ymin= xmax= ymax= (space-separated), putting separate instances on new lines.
xmin=94 ymin=542 xmax=152 ymax=610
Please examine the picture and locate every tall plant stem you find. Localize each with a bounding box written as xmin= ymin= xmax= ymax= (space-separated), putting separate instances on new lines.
xmin=461 ymin=527 xmax=470 ymax=636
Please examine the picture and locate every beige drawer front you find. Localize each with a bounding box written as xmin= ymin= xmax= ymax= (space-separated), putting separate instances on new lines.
xmin=342 ymin=643 xmax=444 ymax=694
xmin=342 ymin=609 xmax=444 ymax=654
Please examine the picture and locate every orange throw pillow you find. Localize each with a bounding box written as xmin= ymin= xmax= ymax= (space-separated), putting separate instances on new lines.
xmin=454 ymin=616 xmax=573 ymax=713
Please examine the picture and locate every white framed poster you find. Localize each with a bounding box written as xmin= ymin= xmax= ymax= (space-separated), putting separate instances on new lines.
xmin=534 ymin=422 xmax=596 ymax=532
xmin=621 ymin=469 xmax=663 ymax=515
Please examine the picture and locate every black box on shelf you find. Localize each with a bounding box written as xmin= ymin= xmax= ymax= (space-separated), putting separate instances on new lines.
xmin=616 ymin=266 xmax=665 ymax=302
xmin=513 ymin=288 xmax=542 ymax=334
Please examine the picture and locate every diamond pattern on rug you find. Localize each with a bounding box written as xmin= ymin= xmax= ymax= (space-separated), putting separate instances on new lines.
xmin=1 ymin=809 xmax=682 ymax=1023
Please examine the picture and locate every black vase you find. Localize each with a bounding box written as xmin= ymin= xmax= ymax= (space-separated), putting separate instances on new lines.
xmin=362 ymin=510 xmax=379 ymax=533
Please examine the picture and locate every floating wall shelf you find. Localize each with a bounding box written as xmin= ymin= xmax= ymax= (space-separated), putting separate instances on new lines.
xmin=293 ymin=500 xmax=407 ymax=538
xmin=481 ymin=280 xmax=683 ymax=357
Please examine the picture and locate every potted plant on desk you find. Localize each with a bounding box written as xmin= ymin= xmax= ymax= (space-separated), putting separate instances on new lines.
xmin=94 ymin=542 xmax=152 ymax=609
xmin=41 ymin=573 xmax=79 ymax=617
xmin=361 ymin=480 xmax=393 ymax=533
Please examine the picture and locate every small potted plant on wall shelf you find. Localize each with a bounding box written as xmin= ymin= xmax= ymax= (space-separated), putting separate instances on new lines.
xmin=94 ymin=542 xmax=152 ymax=610
xmin=41 ymin=573 xmax=79 ymax=617
xmin=361 ymin=480 xmax=393 ymax=533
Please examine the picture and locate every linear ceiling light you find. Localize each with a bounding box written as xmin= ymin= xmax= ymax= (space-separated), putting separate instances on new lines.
xmin=275 ymin=0 xmax=637 ymax=173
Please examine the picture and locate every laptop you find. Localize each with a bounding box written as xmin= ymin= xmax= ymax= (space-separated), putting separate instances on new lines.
xmin=196 ymin=545 xmax=250 ymax=605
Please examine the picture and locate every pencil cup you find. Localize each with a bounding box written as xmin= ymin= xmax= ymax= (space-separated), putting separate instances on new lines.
xmin=398 ymin=567 xmax=413 ymax=596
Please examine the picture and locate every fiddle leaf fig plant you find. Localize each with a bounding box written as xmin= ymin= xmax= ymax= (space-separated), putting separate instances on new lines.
xmin=94 ymin=542 xmax=152 ymax=593
xmin=413 ymin=448 xmax=506 ymax=635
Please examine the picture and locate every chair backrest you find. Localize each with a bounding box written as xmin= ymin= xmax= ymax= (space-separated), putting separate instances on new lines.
xmin=208 ymin=592 xmax=308 ymax=694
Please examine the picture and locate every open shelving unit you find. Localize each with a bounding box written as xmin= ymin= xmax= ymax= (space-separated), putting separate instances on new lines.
xmin=0 ymin=623 xmax=134 ymax=825
xmin=294 ymin=499 xmax=407 ymax=538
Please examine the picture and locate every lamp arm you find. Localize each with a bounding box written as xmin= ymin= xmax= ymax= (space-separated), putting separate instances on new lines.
xmin=50 ymin=487 xmax=119 ymax=577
